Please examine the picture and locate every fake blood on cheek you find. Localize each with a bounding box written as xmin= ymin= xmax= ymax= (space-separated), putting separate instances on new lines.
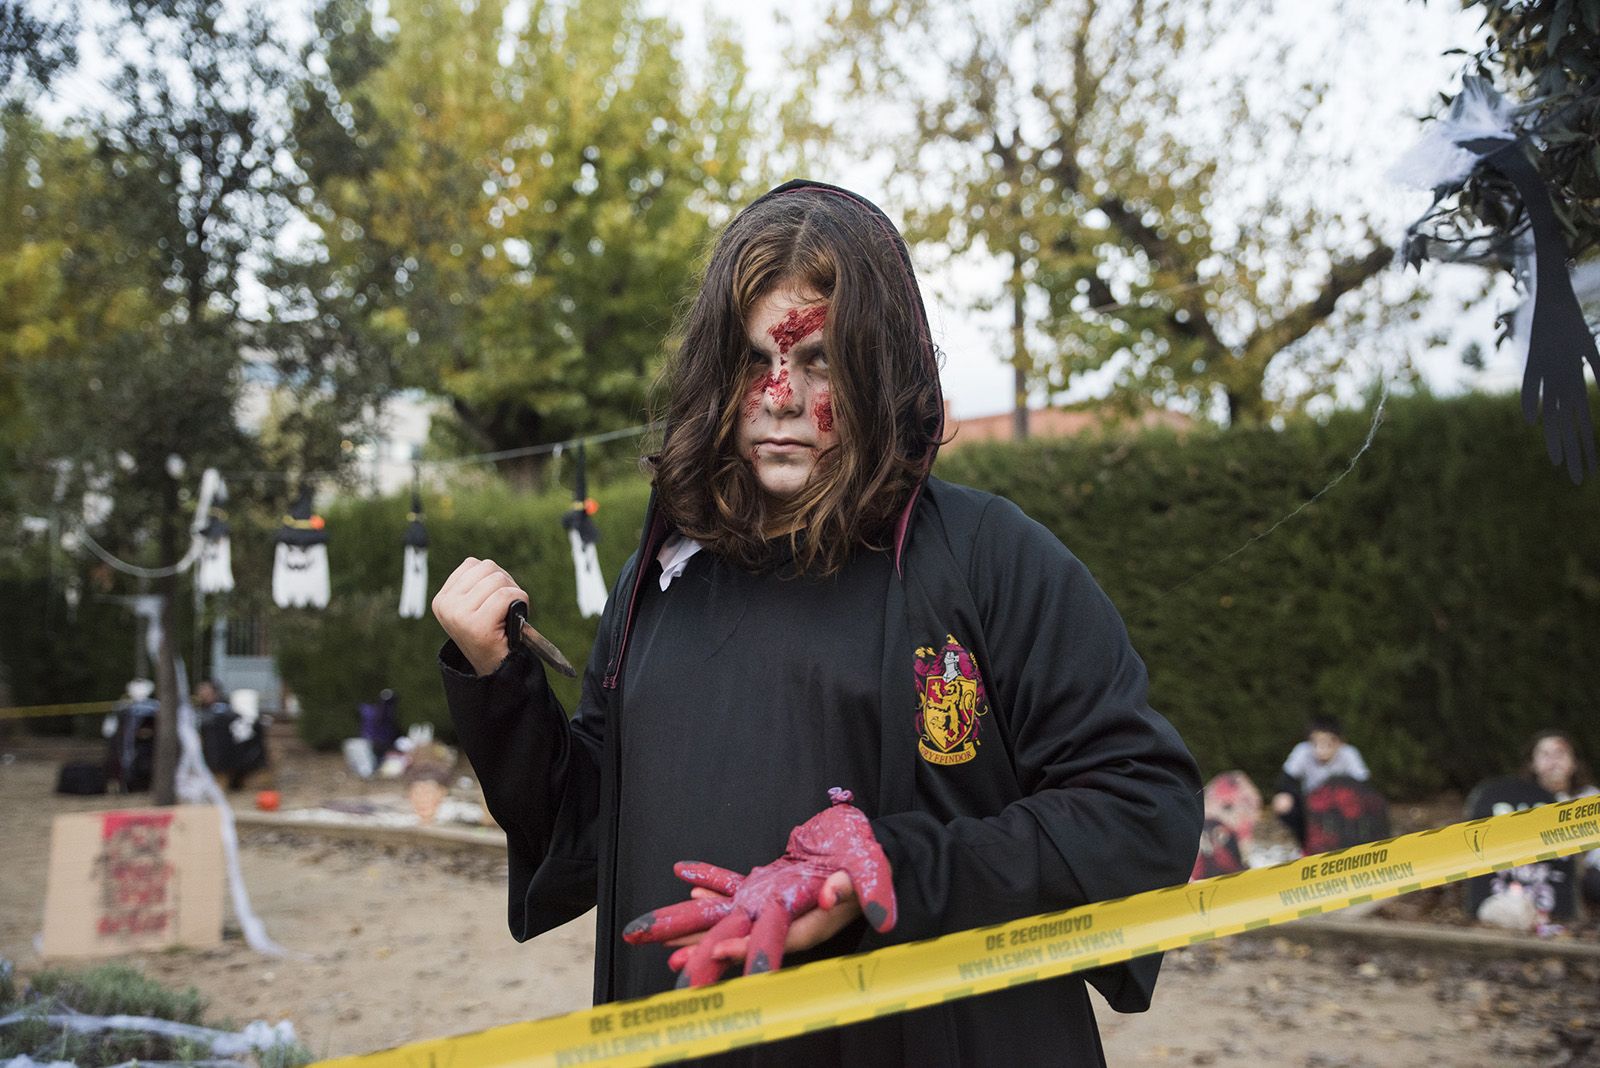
xmin=812 ymin=391 xmax=834 ymax=433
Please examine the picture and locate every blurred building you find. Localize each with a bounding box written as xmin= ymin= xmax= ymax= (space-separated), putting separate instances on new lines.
xmin=941 ymin=402 xmax=1192 ymax=447
xmin=235 ymin=379 xmax=444 ymax=498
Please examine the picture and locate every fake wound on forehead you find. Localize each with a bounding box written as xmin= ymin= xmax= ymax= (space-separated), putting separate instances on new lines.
xmin=768 ymin=304 xmax=828 ymax=355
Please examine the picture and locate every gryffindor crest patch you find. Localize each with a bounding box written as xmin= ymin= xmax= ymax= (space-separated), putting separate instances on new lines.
xmin=914 ymin=635 xmax=989 ymax=766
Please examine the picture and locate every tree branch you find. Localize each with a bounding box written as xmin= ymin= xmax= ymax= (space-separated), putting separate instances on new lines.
xmin=1241 ymin=243 xmax=1394 ymax=369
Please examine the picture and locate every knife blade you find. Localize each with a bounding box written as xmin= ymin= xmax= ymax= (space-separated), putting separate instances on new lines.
xmin=504 ymin=601 xmax=577 ymax=678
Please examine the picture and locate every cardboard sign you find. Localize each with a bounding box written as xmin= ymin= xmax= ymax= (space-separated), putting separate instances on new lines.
xmin=40 ymin=805 xmax=224 ymax=958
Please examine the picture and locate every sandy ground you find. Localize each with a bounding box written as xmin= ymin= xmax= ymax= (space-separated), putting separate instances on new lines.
xmin=3 ymin=735 xmax=1598 ymax=1066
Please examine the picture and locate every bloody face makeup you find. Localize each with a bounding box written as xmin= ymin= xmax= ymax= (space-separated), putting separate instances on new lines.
xmin=764 ymin=368 xmax=794 ymax=408
xmin=811 ymin=391 xmax=834 ymax=433
xmin=736 ymin=285 xmax=839 ymax=502
xmin=743 ymin=367 xmax=796 ymax=421
xmin=768 ymin=305 xmax=828 ymax=355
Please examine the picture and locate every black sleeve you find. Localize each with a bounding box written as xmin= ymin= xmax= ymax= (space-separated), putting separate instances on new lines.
xmin=869 ymin=495 xmax=1202 ymax=1006
xmin=440 ymin=563 xmax=630 ymax=941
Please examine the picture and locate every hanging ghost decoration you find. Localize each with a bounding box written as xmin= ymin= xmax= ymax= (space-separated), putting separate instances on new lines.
xmin=196 ymin=472 xmax=235 ymax=595
xmin=398 ymin=484 xmax=429 ymax=619
xmin=1392 ymin=76 xmax=1600 ymax=484
xmin=562 ymin=441 xmax=607 ymax=618
xmin=272 ymin=486 xmax=330 ymax=609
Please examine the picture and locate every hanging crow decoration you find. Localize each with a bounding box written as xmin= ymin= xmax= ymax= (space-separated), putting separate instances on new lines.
xmin=196 ymin=471 xmax=234 ymax=595
xmin=272 ymin=485 xmax=330 ymax=609
xmin=398 ymin=479 xmax=429 ymax=619
xmin=1392 ymin=76 xmax=1600 ymax=484
xmin=562 ymin=441 xmax=607 ymax=618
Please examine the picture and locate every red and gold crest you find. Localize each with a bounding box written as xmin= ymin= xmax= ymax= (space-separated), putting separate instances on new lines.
xmin=913 ymin=635 xmax=989 ymax=766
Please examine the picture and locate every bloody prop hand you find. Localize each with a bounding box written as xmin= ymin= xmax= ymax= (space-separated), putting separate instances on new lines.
xmin=621 ymin=788 xmax=897 ymax=987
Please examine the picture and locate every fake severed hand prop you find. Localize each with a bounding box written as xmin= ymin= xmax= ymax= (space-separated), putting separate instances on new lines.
xmin=621 ymin=788 xmax=897 ymax=987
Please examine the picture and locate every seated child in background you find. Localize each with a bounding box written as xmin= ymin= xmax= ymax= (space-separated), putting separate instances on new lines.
xmin=1465 ymin=731 xmax=1600 ymax=932
xmin=1271 ymin=716 xmax=1370 ymax=849
xmin=195 ymin=680 xmax=271 ymax=791
xmin=1192 ymin=771 xmax=1263 ymax=879
xmin=1527 ymin=731 xmax=1600 ymax=912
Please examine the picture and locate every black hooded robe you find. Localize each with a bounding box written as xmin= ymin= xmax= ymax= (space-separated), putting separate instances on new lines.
xmin=441 ymin=477 xmax=1202 ymax=1066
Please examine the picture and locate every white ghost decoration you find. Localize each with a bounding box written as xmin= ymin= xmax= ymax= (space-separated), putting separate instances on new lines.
xmin=272 ymin=487 xmax=330 ymax=609
xmin=568 ymin=526 xmax=607 ymax=619
xmin=561 ymin=442 xmax=607 ymax=619
xmin=196 ymin=474 xmax=235 ymax=595
xmin=398 ymin=488 xmax=429 ymax=619
xmin=198 ymin=532 xmax=234 ymax=594
xmin=273 ymin=542 xmax=330 ymax=609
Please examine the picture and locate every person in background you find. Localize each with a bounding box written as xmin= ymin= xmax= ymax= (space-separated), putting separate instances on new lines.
xmin=104 ymin=678 xmax=158 ymax=792
xmin=1191 ymin=771 xmax=1263 ymax=879
xmin=193 ymin=681 xmax=270 ymax=790
xmin=1270 ymin=715 xmax=1370 ymax=849
xmin=1527 ymin=730 xmax=1600 ymax=911
xmin=193 ymin=679 xmax=234 ymax=775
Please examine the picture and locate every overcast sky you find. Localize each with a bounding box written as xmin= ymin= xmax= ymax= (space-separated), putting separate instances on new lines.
xmin=41 ymin=0 xmax=1518 ymax=421
xmin=668 ymin=0 xmax=1516 ymax=420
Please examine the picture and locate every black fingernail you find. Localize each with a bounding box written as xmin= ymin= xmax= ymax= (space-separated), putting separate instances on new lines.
xmin=676 ymin=970 xmax=693 ymax=989
xmin=623 ymin=915 xmax=654 ymax=939
xmin=748 ymin=951 xmax=771 ymax=974
xmin=864 ymin=902 xmax=888 ymax=928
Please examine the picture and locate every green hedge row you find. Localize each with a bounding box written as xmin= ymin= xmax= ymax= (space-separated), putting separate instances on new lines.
xmin=0 ymin=576 xmax=133 ymax=734
xmin=278 ymin=390 xmax=1600 ymax=795
xmin=272 ymin=479 xmax=652 ymax=749
xmin=21 ymin=389 xmax=1591 ymax=798
xmin=936 ymin=390 xmax=1600 ymax=797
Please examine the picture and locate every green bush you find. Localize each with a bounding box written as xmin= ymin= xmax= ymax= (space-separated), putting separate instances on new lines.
xmin=0 ymin=573 xmax=152 ymax=734
xmin=22 ymin=963 xmax=207 ymax=1023
xmin=936 ymin=390 xmax=1600 ymax=797
xmin=254 ymin=390 xmax=1600 ymax=796
xmin=6 ymin=387 xmax=1592 ymax=800
xmin=275 ymin=478 xmax=652 ymax=749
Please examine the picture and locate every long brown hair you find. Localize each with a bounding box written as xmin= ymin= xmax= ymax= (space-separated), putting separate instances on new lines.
xmin=647 ymin=183 xmax=944 ymax=575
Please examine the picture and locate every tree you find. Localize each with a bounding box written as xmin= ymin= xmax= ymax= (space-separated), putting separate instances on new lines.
xmin=0 ymin=2 xmax=78 ymax=97
xmin=288 ymin=0 xmax=765 ymax=479
xmin=801 ymin=0 xmax=1416 ymax=427
xmin=8 ymin=0 xmax=392 ymax=801
xmin=0 ymin=2 xmax=79 ymax=477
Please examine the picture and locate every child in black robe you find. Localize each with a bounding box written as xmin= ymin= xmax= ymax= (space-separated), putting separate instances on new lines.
xmin=434 ymin=180 xmax=1202 ymax=1066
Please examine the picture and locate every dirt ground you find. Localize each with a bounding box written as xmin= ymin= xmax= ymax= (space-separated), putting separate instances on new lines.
xmin=3 ymin=732 xmax=1598 ymax=1066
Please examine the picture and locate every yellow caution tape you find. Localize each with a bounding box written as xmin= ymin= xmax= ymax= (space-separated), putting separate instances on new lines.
xmin=0 ymin=700 xmax=120 ymax=721
xmin=315 ymin=795 xmax=1600 ymax=1068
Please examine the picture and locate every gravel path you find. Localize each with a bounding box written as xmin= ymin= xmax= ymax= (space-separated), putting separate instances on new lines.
xmin=3 ymin=746 xmax=1597 ymax=1065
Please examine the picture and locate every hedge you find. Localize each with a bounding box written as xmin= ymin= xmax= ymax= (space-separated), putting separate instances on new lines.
xmin=277 ymin=391 xmax=1600 ymax=796
xmin=935 ymin=390 xmax=1600 ymax=797
xmin=272 ymin=478 xmax=651 ymax=750
xmin=17 ymin=389 xmax=1590 ymax=798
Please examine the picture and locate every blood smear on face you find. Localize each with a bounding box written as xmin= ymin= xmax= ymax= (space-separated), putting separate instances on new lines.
xmin=812 ymin=392 xmax=834 ymax=432
xmin=769 ymin=305 xmax=827 ymax=355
